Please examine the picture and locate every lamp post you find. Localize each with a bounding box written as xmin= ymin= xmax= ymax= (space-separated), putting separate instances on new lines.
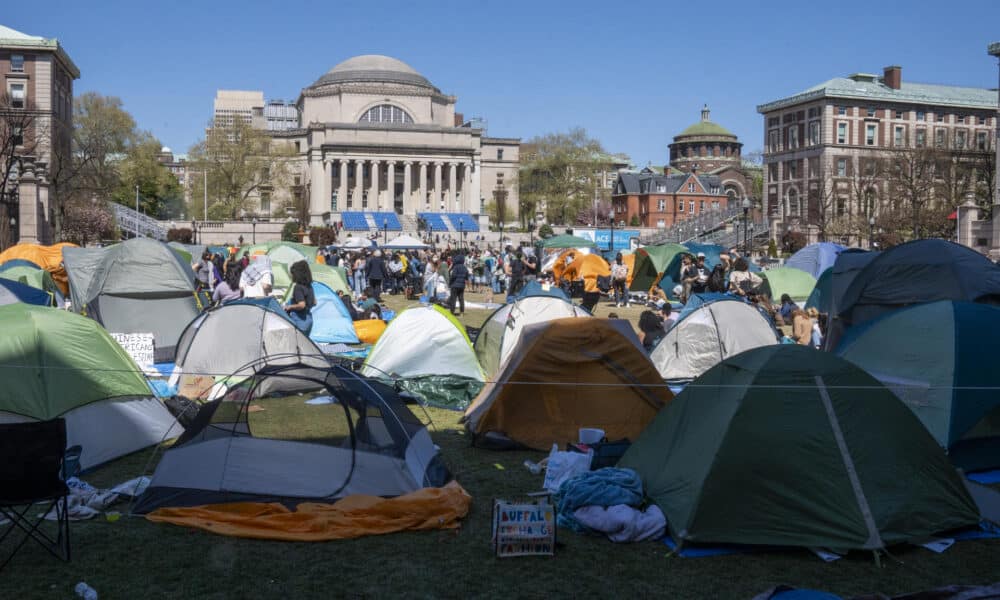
xmin=459 ymin=222 xmax=465 ymax=251
xmin=383 ymin=218 xmax=388 ymax=246
xmin=869 ymin=216 xmax=876 ymax=250
xmin=252 ymin=215 xmax=258 ymax=244
xmin=741 ymin=197 xmax=751 ymax=255
xmin=608 ymin=207 xmax=615 ymax=255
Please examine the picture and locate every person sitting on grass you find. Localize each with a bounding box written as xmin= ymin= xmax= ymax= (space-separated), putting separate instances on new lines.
xmin=639 ymin=310 xmax=666 ymax=353
xmin=284 ymin=261 xmax=316 ymax=335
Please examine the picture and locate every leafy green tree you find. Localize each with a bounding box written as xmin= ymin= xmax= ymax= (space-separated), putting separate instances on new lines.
xmin=519 ymin=128 xmax=612 ymax=225
xmin=111 ymin=136 xmax=183 ymax=218
xmin=629 ymin=215 xmax=640 ymax=227
xmin=538 ymin=223 xmax=554 ymax=239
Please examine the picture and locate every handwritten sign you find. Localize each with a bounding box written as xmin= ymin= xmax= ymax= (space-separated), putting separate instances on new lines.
xmin=110 ymin=333 xmax=155 ymax=369
xmin=491 ymin=499 xmax=556 ymax=557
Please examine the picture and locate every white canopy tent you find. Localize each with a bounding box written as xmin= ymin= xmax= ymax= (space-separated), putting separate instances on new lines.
xmin=383 ymin=234 xmax=430 ymax=250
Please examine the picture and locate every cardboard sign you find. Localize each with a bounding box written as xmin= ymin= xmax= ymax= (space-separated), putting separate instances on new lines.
xmin=111 ymin=333 xmax=155 ymax=369
xmin=491 ymin=499 xmax=556 ymax=557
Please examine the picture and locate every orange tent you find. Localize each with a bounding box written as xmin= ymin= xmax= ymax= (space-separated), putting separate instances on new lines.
xmin=0 ymin=242 xmax=77 ymax=294
xmin=560 ymin=253 xmax=610 ymax=292
xmin=550 ymin=249 xmax=579 ymax=282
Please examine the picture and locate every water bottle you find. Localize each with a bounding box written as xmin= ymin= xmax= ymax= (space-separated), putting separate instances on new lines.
xmin=75 ymin=582 xmax=98 ymax=600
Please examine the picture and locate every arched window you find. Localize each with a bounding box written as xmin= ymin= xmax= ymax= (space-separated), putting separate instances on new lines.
xmin=358 ymin=104 xmax=413 ymax=124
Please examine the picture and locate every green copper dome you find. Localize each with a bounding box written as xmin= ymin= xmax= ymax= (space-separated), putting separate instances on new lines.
xmin=675 ymin=105 xmax=737 ymax=139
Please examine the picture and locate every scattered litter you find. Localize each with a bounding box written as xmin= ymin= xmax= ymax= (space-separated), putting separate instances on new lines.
xmin=808 ymin=548 xmax=842 ymax=562
xmin=493 ymin=463 xmax=505 ymax=470
xmin=523 ymin=460 xmax=544 ymax=475
xmin=75 ymin=582 xmax=98 ymax=599
xmin=920 ymin=538 xmax=955 ymax=553
xmin=109 ymin=476 xmax=150 ymax=498
xmin=247 ymin=404 xmax=266 ymax=413
xmin=105 ymin=511 xmax=121 ymax=523
xmin=305 ymin=396 xmax=337 ymax=405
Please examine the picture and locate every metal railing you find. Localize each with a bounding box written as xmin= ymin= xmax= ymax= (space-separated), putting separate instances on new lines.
xmin=641 ymin=204 xmax=744 ymax=245
xmin=113 ymin=203 xmax=166 ymax=240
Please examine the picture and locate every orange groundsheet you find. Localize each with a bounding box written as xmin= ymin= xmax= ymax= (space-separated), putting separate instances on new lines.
xmin=146 ymin=481 xmax=471 ymax=541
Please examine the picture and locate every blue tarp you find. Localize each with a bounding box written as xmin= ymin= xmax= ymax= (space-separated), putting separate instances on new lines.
xmin=0 ymin=277 xmax=52 ymax=306
xmin=517 ymin=280 xmax=570 ymax=300
xmin=785 ymin=243 xmax=846 ymax=279
xmin=310 ymin=281 xmax=360 ymax=344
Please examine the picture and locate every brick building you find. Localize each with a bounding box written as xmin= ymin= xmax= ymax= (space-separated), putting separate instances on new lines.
xmin=668 ymin=105 xmax=754 ymax=203
xmin=611 ymin=168 xmax=728 ymax=229
xmin=0 ymin=24 xmax=78 ymax=249
xmin=757 ymin=65 xmax=997 ymax=245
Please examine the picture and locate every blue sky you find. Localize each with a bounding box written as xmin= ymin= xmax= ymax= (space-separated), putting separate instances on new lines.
xmin=7 ymin=0 xmax=1000 ymax=166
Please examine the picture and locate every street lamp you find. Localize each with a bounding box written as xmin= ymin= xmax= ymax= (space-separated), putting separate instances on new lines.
xmin=608 ymin=207 xmax=615 ymax=255
xmin=383 ymin=218 xmax=388 ymax=246
xmin=459 ymin=222 xmax=465 ymax=251
xmin=252 ymin=215 xmax=258 ymax=244
xmin=742 ymin=197 xmax=751 ymax=255
xmin=869 ymin=216 xmax=876 ymax=250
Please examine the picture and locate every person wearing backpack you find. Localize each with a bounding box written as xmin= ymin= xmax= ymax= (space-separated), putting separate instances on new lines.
xmin=610 ymin=252 xmax=629 ymax=307
xmin=447 ymin=254 xmax=470 ymax=316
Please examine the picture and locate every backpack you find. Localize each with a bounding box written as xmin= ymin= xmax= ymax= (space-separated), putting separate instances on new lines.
xmin=707 ymin=265 xmax=727 ymax=293
xmin=611 ymin=263 xmax=628 ymax=281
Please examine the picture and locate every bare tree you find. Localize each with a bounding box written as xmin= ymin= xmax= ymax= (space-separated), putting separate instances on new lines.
xmin=0 ymin=92 xmax=42 ymax=248
xmin=884 ymin=144 xmax=938 ymax=239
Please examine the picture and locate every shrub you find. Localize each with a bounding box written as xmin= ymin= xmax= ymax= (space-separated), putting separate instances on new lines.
xmin=166 ymin=228 xmax=193 ymax=244
xmin=310 ymin=226 xmax=337 ymax=248
xmin=538 ymin=223 xmax=554 ymax=239
xmin=629 ymin=215 xmax=640 ymax=227
xmin=281 ymin=221 xmax=300 ymax=242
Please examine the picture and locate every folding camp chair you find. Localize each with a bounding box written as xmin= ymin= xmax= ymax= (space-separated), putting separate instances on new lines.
xmin=0 ymin=419 xmax=71 ymax=571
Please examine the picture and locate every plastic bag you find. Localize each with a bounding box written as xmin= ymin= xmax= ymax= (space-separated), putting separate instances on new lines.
xmin=542 ymin=444 xmax=592 ymax=492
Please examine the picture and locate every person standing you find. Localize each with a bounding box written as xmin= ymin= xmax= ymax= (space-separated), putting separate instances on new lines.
xmin=691 ymin=253 xmax=710 ymax=295
xmin=505 ymin=251 xmax=525 ymax=302
xmin=284 ymin=261 xmax=316 ymax=334
xmin=447 ymin=254 xmax=469 ymax=316
xmin=193 ymin=251 xmax=215 ymax=292
xmin=611 ymin=253 xmax=629 ymax=307
xmin=366 ymin=250 xmax=387 ymax=302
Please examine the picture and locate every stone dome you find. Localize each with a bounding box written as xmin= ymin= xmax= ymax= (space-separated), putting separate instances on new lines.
xmin=310 ymin=55 xmax=437 ymax=91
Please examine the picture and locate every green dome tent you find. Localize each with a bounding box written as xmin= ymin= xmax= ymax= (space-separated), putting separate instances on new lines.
xmin=311 ymin=263 xmax=351 ymax=295
xmin=0 ymin=304 xmax=176 ymax=469
xmin=0 ymin=264 xmax=63 ymax=304
xmin=760 ymin=267 xmax=817 ymax=303
xmin=538 ymin=234 xmax=598 ymax=250
xmin=242 ymin=241 xmax=319 ymax=265
xmin=836 ymin=301 xmax=1000 ymax=472
xmin=619 ymin=345 xmax=981 ymax=553
xmin=629 ymin=244 xmax=688 ymax=292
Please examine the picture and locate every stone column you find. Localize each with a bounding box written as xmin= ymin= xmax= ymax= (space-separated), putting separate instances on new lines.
xmin=309 ymin=153 xmax=325 ymax=225
xmin=471 ymin=155 xmax=482 ymax=215
xmin=433 ymin=162 xmax=443 ymax=210
xmin=370 ymin=160 xmax=380 ymax=210
xmin=419 ymin=162 xmax=428 ymax=210
xmin=403 ymin=162 xmax=412 ymax=215
xmin=386 ymin=161 xmax=396 ymax=211
xmin=463 ymin=162 xmax=473 ymax=213
xmin=354 ymin=160 xmax=364 ymax=208
xmin=338 ymin=160 xmax=348 ymax=210
xmin=323 ymin=159 xmax=332 ymax=214
xmin=448 ymin=162 xmax=458 ymax=212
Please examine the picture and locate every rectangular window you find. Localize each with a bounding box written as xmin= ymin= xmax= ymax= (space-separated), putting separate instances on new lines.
xmin=808 ymin=157 xmax=818 ymax=178
xmin=10 ymin=54 xmax=24 ymax=72
xmin=807 ymin=107 xmax=818 ymax=118
xmin=701 ymin=200 xmax=706 ymax=211
xmin=955 ymin=130 xmax=967 ymax=149
xmin=977 ymin=116 xmax=986 ymax=125
xmin=687 ymin=182 xmax=695 ymax=193
xmin=362 ymin=191 xmax=369 ymax=208
xmin=497 ymin=148 xmax=504 ymax=160
xmin=768 ymin=117 xmax=779 ymax=127
xmin=937 ymin=113 xmax=945 ymax=122
xmin=658 ymin=199 xmax=665 ymax=211
xmin=837 ymin=122 xmax=847 ymax=144
xmin=935 ymin=129 xmax=946 ymax=148
xmin=712 ymin=201 xmax=719 ymax=211
xmin=894 ymin=126 xmax=904 ymax=146
xmin=260 ymin=192 xmax=271 ymax=214
xmin=330 ymin=190 xmax=337 ymax=212
xmin=956 ymin=115 xmax=965 ymax=124
xmin=836 ymin=159 xmax=847 ymax=177
xmin=678 ymin=199 xmax=684 ymax=212
xmin=808 ymin=121 xmax=820 ymax=145
xmin=768 ymin=163 xmax=777 ymax=181
xmin=836 ymin=198 xmax=846 ymax=216
xmin=917 ymin=111 xmax=925 ymax=121
xmin=915 ymin=129 xmax=926 ymax=147
xmin=9 ymin=83 xmax=25 ymax=109
xmin=787 ymin=160 xmax=798 ymax=179
xmin=867 ymin=107 xmax=876 ymax=117
xmin=689 ymin=200 xmax=695 ymax=213
xmin=865 ymin=124 xmax=877 ymax=146
xmin=977 ymin=131 xmax=989 ymax=150
xmin=788 ymin=126 xmax=799 ymax=149
xmin=768 ymin=130 xmax=779 ymax=151
xmin=894 ymin=110 xmax=903 ymax=119
xmin=837 ymin=106 xmax=847 ymax=116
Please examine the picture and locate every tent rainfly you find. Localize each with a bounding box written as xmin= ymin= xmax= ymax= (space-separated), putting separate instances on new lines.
xmin=382 ymin=234 xmax=429 ymax=249
xmin=785 ymin=242 xmax=846 ymax=279
xmin=759 ymin=267 xmax=817 ymax=304
xmin=0 ymin=242 xmax=77 ymax=294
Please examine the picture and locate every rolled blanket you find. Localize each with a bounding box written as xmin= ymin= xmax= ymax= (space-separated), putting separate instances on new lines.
xmin=553 ymin=467 xmax=643 ymax=533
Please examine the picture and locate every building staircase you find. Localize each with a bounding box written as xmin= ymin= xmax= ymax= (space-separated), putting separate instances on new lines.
xmin=113 ymin=203 xmax=166 ymax=240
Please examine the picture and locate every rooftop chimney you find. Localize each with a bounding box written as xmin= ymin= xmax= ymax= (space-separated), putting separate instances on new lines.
xmin=701 ymin=104 xmax=710 ymax=122
xmin=883 ymin=65 xmax=901 ymax=90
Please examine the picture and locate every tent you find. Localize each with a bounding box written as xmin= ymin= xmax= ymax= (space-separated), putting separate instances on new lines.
xmin=836 ymin=301 xmax=1000 ymax=471
xmin=338 ymin=236 xmax=377 ymax=249
xmin=828 ymin=239 xmax=1000 ymax=350
xmin=383 ymin=234 xmax=429 ymax=249
xmin=516 ymin=280 xmax=570 ymax=301
xmin=311 ymin=263 xmax=351 ymax=295
xmin=474 ymin=295 xmax=591 ymax=378
xmin=0 ymin=242 xmax=76 ymax=294
xmin=538 ymin=234 xmax=599 ymax=250
xmin=0 ymin=304 xmax=176 ymax=470
xmin=651 ymin=297 xmax=778 ymax=381
xmin=132 ymin=361 xmax=452 ymax=513
xmin=805 ymin=267 xmax=832 ymax=312
xmin=820 ymin=249 xmax=878 ymax=348
xmin=309 ymin=281 xmax=360 ymax=344
xmin=785 ymin=242 xmax=846 ymax=279
xmin=0 ymin=258 xmax=41 ymax=270
xmin=629 ymin=244 xmax=688 ymax=292
xmin=170 ymin=299 xmax=327 ymax=399
xmin=361 ymin=305 xmax=484 ymax=409
xmin=559 ymin=253 xmax=610 ymax=290
xmin=62 ymin=239 xmax=201 ymax=362
xmin=242 ymin=241 xmax=319 ymax=265
xmin=618 ymin=344 xmax=981 ymax=553
xmin=759 ymin=267 xmax=817 ymax=303
xmin=0 ymin=263 xmax=65 ymax=304
xmin=0 ymin=277 xmax=53 ymax=306
xmin=464 ymin=318 xmax=672 ymax=450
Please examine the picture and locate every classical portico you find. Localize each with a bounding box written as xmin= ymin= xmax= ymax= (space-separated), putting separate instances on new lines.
xmin=284 ymin=55 xmax=509 ymax=227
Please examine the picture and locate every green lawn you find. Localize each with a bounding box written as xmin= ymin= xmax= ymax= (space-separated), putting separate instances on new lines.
xmin=1 ymin=291 xmax=997 ymax=599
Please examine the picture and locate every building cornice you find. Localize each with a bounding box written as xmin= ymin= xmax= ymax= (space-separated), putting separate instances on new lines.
xmin=0 ymin=37 xmax=80 ymax=79
xmin=482 ymin=136 xmax=521 ymax=145
xmin=757 ymin=86 xmax=996 ymax=114
xmin=299 ymin=82 xmax=455 ymax=105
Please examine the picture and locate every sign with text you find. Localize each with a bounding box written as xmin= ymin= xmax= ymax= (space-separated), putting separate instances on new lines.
xmin=110 ymin=333 xmax=155 ymax=369
xmin=577 ymin=229 xmax=639 ymax=252
xmin=491 ymin=499 xmax=556 ymax=557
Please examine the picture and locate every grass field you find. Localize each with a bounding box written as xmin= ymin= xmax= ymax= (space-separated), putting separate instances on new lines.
xmin=1 ymin=290 xmax=997 ymax=599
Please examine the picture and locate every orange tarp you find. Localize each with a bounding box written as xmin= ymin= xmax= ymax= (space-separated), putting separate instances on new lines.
xmin=550 ymin=249 xmax=577 ymax=282
xmin=146 ymin=481 xmax=471 ymax=541
xmin=354 ymin=319 xmax=386 ymax=344
xmin=0 ymin=242 xmax=76 ymax=294
xmin=561 ymin=253 xmax=610 ymax=293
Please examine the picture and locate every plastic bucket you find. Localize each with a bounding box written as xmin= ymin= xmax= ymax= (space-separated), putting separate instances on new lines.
xmin=578 ymin=428 xmax=605 ymax=445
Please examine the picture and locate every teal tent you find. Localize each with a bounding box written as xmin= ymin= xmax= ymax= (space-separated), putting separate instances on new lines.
xmin=805 ymin=267 xmax=832 ymax=312
xmin=538 ymin=234 xmax=598 ymax=250
xmin=619 ymin=345 xmax=981 ymax=553
xmin=759 ymin=267 xmax=816 ymax=303
xmin=836 ymin=301 xmax=1000 ymax=471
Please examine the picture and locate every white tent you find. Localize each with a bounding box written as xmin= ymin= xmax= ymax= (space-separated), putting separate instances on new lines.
xmin=339 ymin=237 xmax=376 ymax=249
xmin=474 ymin=296 xmax=590 ymax=378
xmin=361 ymin=305 xmax=483 ymax=381
xmin=650 ymin=298 xmax=778 ymax=381
xmin=383 ymin=234 xmax=429 ymax=249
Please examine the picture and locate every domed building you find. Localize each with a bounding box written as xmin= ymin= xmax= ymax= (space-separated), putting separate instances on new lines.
xmin=273 ymin=55 xmax=520 ymax=230
xmin=668 ymin=105 xmax=751 ymax=202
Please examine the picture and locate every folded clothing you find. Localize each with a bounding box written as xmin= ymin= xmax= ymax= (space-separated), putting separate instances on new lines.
xmin=553 ymin=468 xmax=644 ymax=533
xmin=573 ymin=504 xmax=666 ymax=542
